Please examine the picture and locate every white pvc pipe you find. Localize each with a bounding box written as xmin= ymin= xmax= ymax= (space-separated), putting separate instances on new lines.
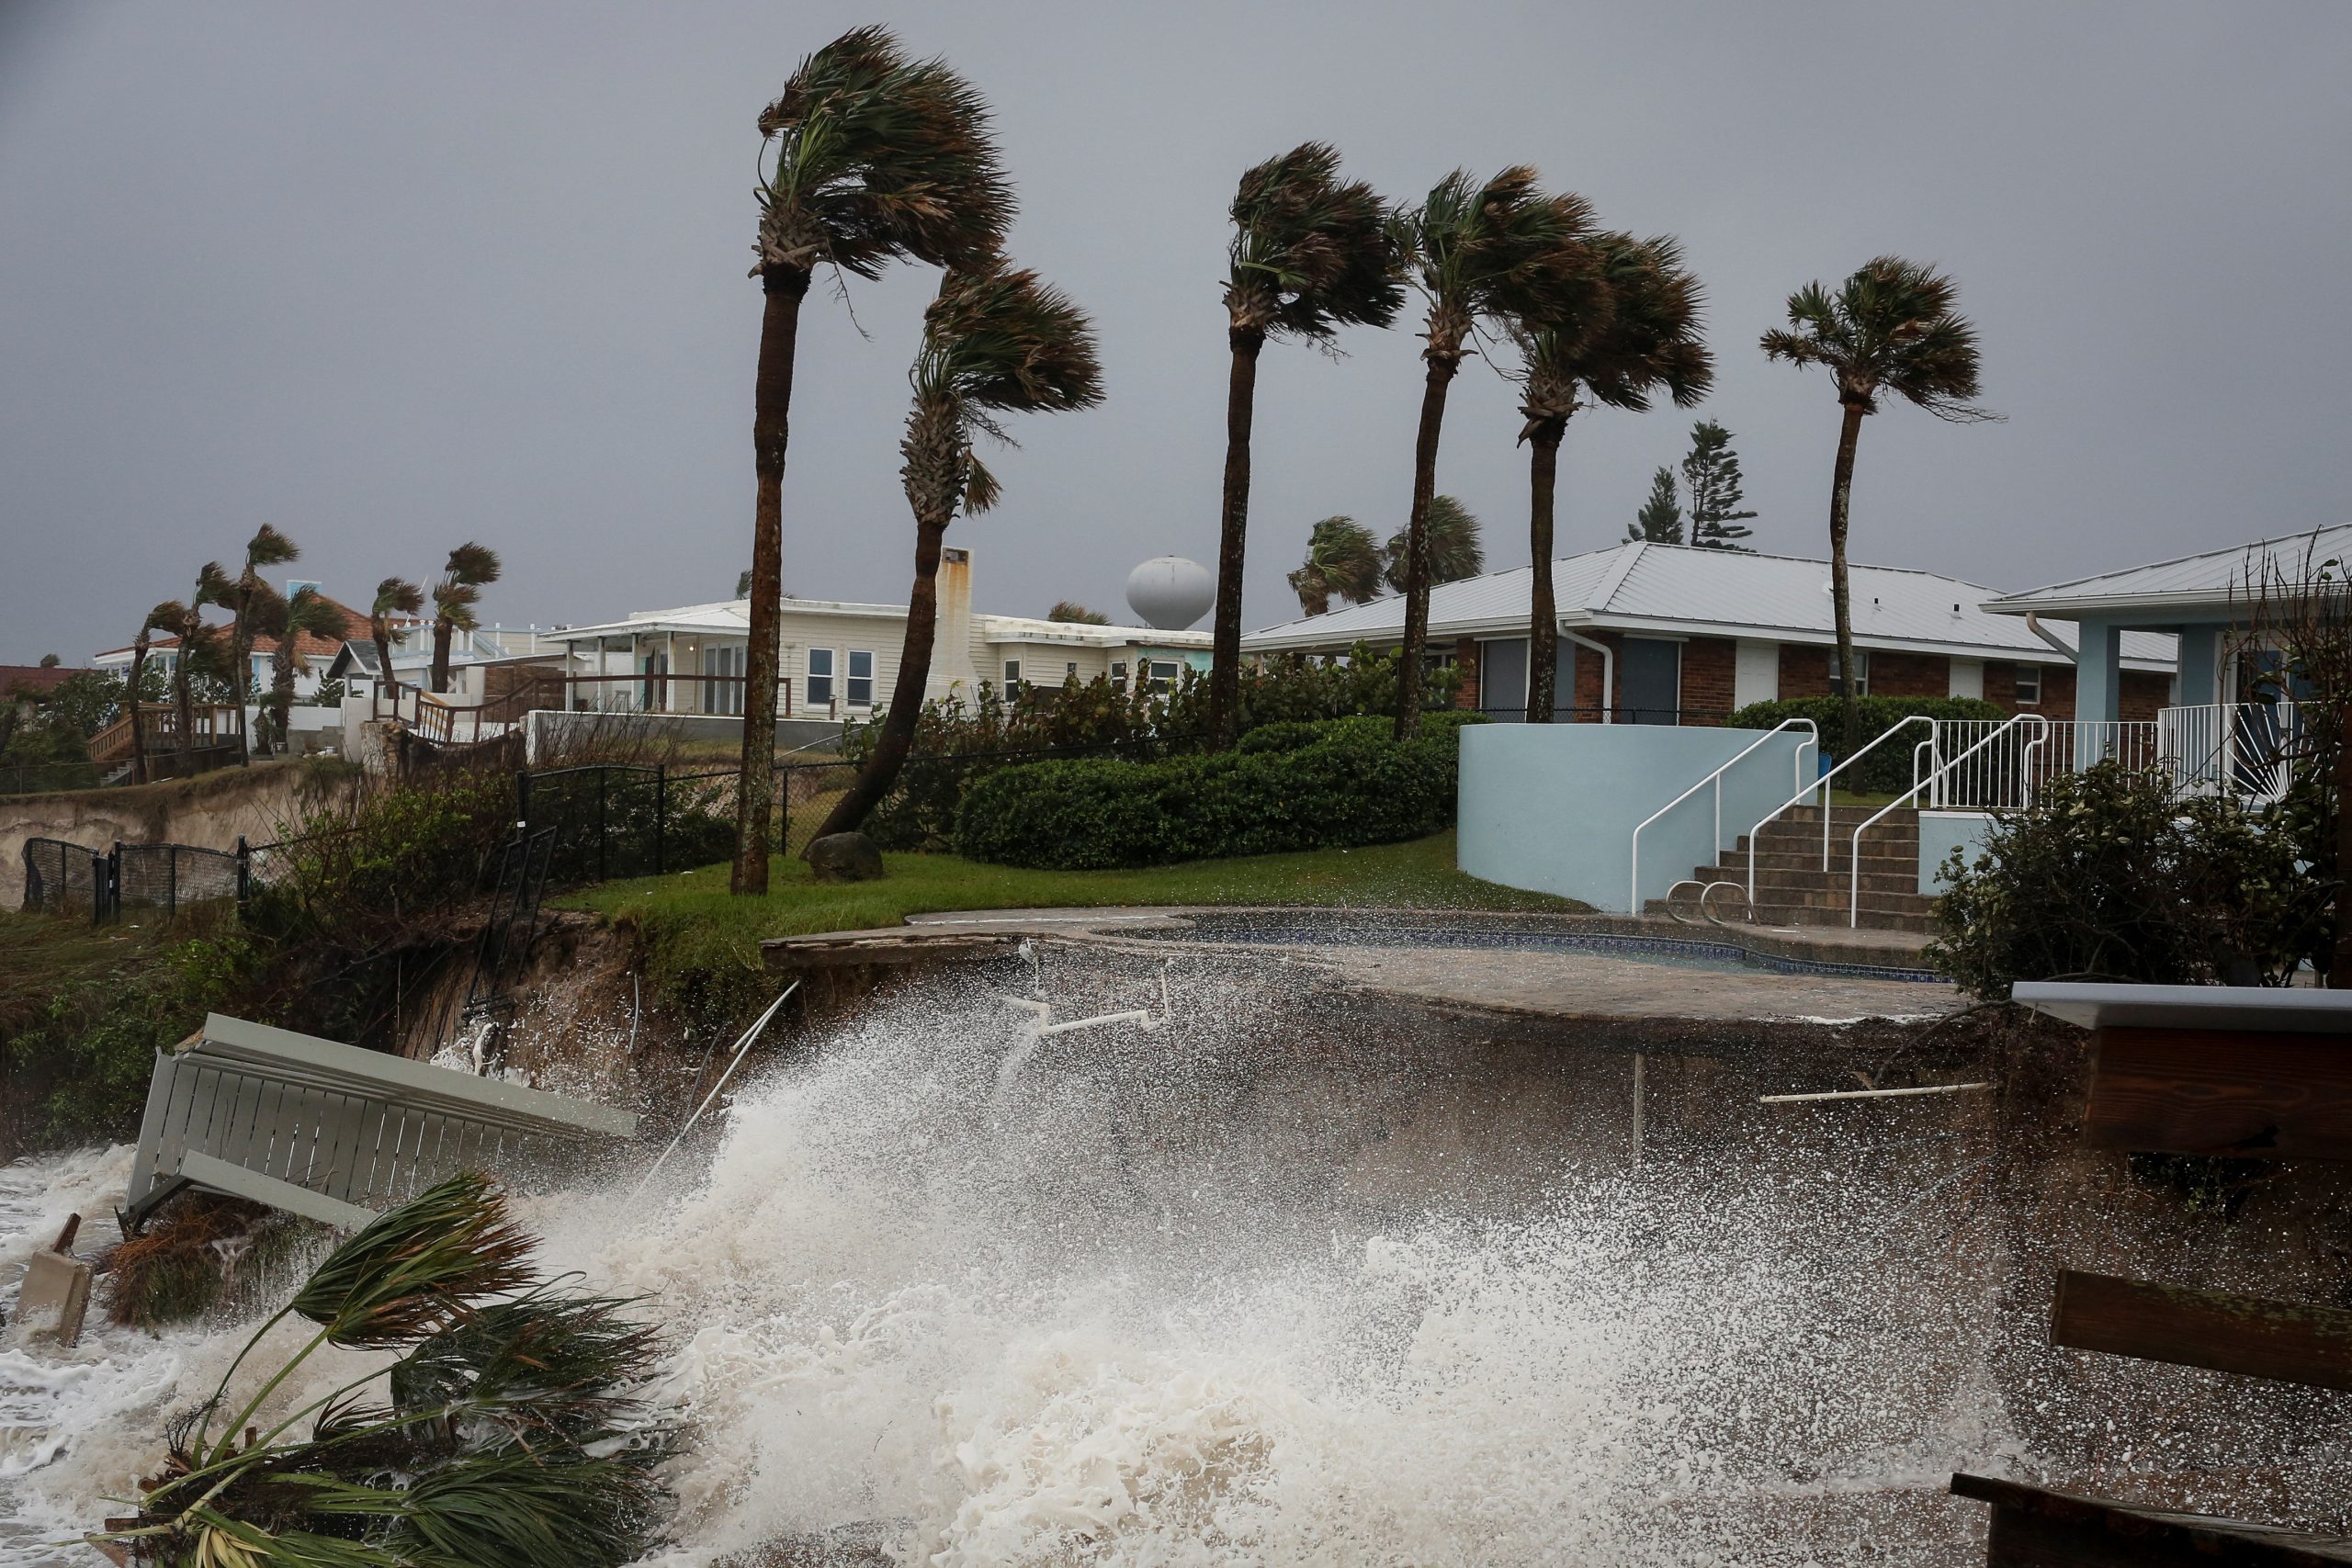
xmin=631 ymin=980 xmax=799 ymax=1196
xmin=1758 ymin=1081 xmax=1988 ymax=1104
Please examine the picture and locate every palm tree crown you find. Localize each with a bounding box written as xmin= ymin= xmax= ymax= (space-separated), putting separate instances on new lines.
xmin=1758 ymin=255 xmax=1992 ymax=420
xmin=1385 ymin=495 xmax=1485 ymax=593
xmin=753 ymin=26 xmax=1013 ymax=283
xmin=1225 ymin=142 xmax=1402 ymax=344
xmin=1516 ymin=232 xmax=1713 ymax=437
xmin=1288 ymin=516 xmax=1385 ymax=616
xmin=901 ymin=260 xmax=1105 ymax=523
xmin=1396 ymin=167 xmax=1598 ymax=369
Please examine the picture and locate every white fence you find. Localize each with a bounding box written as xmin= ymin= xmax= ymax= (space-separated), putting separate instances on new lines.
xmin=2158 ymin=702 xmax=2301 ymax=804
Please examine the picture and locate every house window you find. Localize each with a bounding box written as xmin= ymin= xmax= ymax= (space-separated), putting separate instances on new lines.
xmin=1110 ymin=660 xmax=1127 ymax=686
xmin=1146 ymin=660 xmax=1180 ymax=695
xmin=2015 ymin=665 xmax=2042 ymax=705
xmin=1829 ymin=649 xmax=1871 ymax=698
xmin=1002 ymin=659 xmax=1022 ymax=687
xmin=807 ymin=648 xmax=835 ymax=706
xmin=847 ymin=649 xmax=874 ymax=707
xmin=1066 ymin=661 xmax=1079 ymax=677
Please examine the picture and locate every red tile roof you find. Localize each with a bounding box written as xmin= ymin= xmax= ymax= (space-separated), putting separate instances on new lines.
xmin=0 ymin=664 xmax=84 ymax=697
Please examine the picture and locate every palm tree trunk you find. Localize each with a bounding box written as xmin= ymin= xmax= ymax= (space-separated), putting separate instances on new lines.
xmin=128 ymin=642 xmax=149 ymax=785
xmin=1395 ymin=358 xmax=1457 ymax=740
xmin=1207 ymin=327 xmax=1264 ymax=750
xmin=1828 ymin=400 xmax=1867 ymax=740
xmin=430 ymin=620 xmax=452 ymax=695
xmin=232 ymin=618 xmax=253 ymax=763
xmin=174 ymin=632 xmax=195 ymax=762
xmin=374 ymin=632 xmax=396 ymax=718
xmin=1525 ymin=420 xmax=1565 ymax=723
xmin=811 ymin=513 xmax=949 ymax=842
xmin=731 ymin=264 xmax=812 ymax=896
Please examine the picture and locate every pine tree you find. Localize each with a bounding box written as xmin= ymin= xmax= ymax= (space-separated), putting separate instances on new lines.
xmin=1681 ymin=419 xmax=1758 ymax=550
xmin=1627 ymin=467 xmax=1683 ymax=543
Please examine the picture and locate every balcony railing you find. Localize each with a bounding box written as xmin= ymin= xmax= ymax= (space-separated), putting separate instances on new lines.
xmin=2157 ymin=701 xmax=2301 ymax=804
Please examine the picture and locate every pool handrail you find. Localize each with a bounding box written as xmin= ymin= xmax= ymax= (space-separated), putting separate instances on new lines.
xmin=1742 ymin=715 xmax=1936 ymax=914
xmin=1848 ymin=712 xmax=2046 ymax=926
xmin=1629 ymin=719 xmax=1817 ymax=916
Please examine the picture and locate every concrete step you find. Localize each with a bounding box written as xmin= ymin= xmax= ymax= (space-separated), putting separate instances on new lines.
xmin=1752 ymin=903 xmax=1937 ymax=934
xmin=1697 ymin=865 xmax=1923 ymax=897
xmin=1748 ymin=822 xmax=1920 ymax=851
xmin=1721 ymin=851 xmax=1918 ymax=879
xmin=1768 ymin=805 xmax=1921 ymax=828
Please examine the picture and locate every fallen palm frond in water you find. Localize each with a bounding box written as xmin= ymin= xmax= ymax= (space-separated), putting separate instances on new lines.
xmin=88 ymin=1171 xmax=672 ymax=1567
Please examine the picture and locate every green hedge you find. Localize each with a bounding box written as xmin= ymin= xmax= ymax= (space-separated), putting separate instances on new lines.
xmin=955 ymin=715 xmax=1482 ymax=870
xmin=1725 ymin=694 xmax=2009 ymax=795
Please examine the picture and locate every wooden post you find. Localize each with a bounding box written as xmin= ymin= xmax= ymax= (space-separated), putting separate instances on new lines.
xmin=2084 ymin=1025 xmax=2352 ymax=1161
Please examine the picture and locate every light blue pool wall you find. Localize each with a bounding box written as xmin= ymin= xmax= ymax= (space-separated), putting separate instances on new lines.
xmin=1917 ymin=809 xmax=1997 ymax=894
xmin=1457 ymin=723 xmax=1815 ymax=913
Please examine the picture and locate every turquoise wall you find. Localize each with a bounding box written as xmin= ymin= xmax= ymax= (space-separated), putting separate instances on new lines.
xmin=1458 ymin=723 xmax=1815 ymax=913
xmin=1917 ymin=809 xmax=1996 ymax=895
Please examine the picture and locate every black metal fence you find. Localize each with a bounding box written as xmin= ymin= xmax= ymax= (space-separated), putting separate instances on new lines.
xmin=20 ymin=836 xmax=245 ymax=924
xmin=519 ymin=764 xmax=742 ymax=888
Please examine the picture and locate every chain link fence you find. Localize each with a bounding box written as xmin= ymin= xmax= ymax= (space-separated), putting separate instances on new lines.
xmin=519 ymin=764 xmax=742 ymax=888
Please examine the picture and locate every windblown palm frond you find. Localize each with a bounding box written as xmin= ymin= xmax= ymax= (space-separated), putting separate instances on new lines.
xmin=901 ymin=259 xmax=1104 ymax=523
xmin=1385 ymin=495 xmax=1484 ymax=593
xmin=369 ymin=577 xmax=424 ymax=626
xmin=1516 ymin=231 xmax=1713 ymax=433
xmin=1046 ymin=601 xmax=1110 ymax=625
xmin=1759 ymin=254 xmax=1995 ymax=421
xmin=1288 ymin=516 xmax=1385 ymax=615
xmin=107 ymin=1174 xmax=668 ymax=1568
xmin=1226 ymin=142 xmax=1402 ymax=343
xmin=438 ymin=542 xmax=502 ymax=592
xmin=754 ymin=25 xmax=1014 ymax=281
xmin=1395 ymin=166 xmax=1599 ymax=366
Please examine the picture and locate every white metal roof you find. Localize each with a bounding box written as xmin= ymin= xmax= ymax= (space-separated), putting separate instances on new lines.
xmin=551 ymin=597 xmax=1208 ymax=649
xmin=1984 ymin=523 xmax=2352 ymax=618
xmin=2011 ymin=980 xmax=2352 ymax=1034
xmin=1243 ymin=540 xmax=2176 ymax=670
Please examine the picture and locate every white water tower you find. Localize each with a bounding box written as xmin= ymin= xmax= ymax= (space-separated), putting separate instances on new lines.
xmin=1125 ymin=556 xmax=1214 ymax=630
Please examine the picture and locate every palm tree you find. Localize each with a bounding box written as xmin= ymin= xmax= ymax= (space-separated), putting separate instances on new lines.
xmin=1513 ymin=231 xmax=1713 ymax=719
xmin=429 ymin=542 xmax=500 ymax=695
xmin=1209 ymin=143 xmax=1400 ymax=748
xmin=1761 ymin=255 xmax=1995 ymax=730
xmin=1287 ymin=516 xmax=1385 ymax=616
xmin=369 ymin=576 xmax=424 ymax=716
xmin=94 ymin=1173 xmax=669 ymax=1568
xmin=152 ymin=564 xmax=234 ymax=762
xmin=127 ymin=603 xmax=177 ymax=785
xmin=734 ymin=27 xmax=1014 ymax=896
xmin=1384 ymin=494 xmax=1487 ymax=595
xmin=258 ymin=586 xmax=343 ymax=755
xmin=1390 ymin=168 xmax=1596 ymax=738
xmin=1046 ymin=600 xmax=1110 ymax=625
xmin=224 ymin=525 xmax=299 ymax=762
xmin=811 ymin=261 xmax=1104 ymax=843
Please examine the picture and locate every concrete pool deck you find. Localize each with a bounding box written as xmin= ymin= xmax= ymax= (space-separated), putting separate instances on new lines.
xmin=763 ymin=907 xmax=1968 ymax=1029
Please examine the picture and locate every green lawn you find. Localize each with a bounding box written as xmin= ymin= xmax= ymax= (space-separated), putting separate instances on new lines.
xmin=561 ymin=831 xmax=1583 ymax=1006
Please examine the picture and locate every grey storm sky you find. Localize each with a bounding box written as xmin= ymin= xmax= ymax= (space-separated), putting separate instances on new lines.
xmin=3 ymin=1 xmax=2348 ymax=664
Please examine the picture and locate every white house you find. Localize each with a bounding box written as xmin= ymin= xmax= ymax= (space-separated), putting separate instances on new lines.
xmin=544 ymin=548 xmax=1211 ymax=720
xmin=1242 ymin=539 xmax=2177 ymax=725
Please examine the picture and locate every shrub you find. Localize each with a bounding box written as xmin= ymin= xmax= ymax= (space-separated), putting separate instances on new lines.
xmin=954 ymin=715 xmax=1480 ymax=870
xmin=1726 ymin=694 xmax=2009 ymax=795
xmin=845 ymin=657 xmax=1466 ymax=851
xmin=1926 ymin=760 xmax=2329 ymax=998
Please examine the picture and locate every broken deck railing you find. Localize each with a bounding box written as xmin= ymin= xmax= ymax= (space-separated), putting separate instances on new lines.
xmin=125 ymin=1013 xmax=638 ymax=1231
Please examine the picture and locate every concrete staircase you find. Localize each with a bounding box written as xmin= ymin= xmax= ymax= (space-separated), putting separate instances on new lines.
xmin=1650 ymin=805 xmax=1938 ymax=934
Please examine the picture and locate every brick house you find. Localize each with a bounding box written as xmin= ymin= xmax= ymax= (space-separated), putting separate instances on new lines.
xmin=1240 ymin=540 xmax=2177 ymax=726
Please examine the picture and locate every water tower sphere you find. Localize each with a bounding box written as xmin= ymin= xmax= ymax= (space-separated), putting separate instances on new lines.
xmin=1125 ymin=557 xmax=1215 ymax=630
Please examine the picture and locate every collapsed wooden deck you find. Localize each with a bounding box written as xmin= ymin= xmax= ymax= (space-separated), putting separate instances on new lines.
xmin=1952 ymin=981 xmax=2352 ymax=1565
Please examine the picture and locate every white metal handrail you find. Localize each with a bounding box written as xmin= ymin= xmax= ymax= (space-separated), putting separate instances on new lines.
xmin=2157 ymin=702 xmax=2301 ymax=803
xmin=1743 ymin=715 xmax=1936 ymax=912
xmin=1848 ymin=714 xmax=2047 ymax=926
xmin=1629 ymin=719 xmax=1817 ymax=914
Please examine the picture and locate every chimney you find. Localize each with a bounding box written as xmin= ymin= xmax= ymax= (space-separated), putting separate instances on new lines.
xmin=933 ymin=546 xmax=978 ymax=696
